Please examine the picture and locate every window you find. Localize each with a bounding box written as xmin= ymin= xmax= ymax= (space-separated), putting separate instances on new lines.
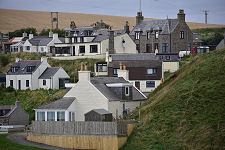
xmin=146 ymin=44 xmax=150 ymax=53
xmin=26 ymin=80 xmax=29 ymax=87
xmin=125 ymin=86 xmax=129 ymax=96
xmin=69 ymin=112 xmax=75 ymax=121
xmin=155 ymin=31 xmax=159 ymax=39
xmin=97 ymin=63 xmax=107 ymax=72
xmin=154 ymin=43 xmax=159 ymax=50
xmin=43 ymin=80 xmax=46 ymax=86
xmin=47 ymin=112 xmax=55 ymax=121
xmin=159 ymin=56 xmax=163 ymax=60
xmin=166 ymin=56 xmax=171 ymax=60
xmin=90 ymin=45 xmax=98 ymax=53
xmin=80 ymin=37 xmax=84 ymax=43
xmin=26 ymin=46 xmax=30 ymax=50
xmin=135 ymin=32 xmax=140 ymax=40
xmin=57 ymin=111 xmax=65 ymax=121
xmin=37 ymin=112 xmax=45 ymax=121
xmin=147 ymin=68 xmax=157 ymax=75
xmin=11 ymin=67 xmax=18 ymax=72
xmin=147 ymin=32 xmax=150 ymax=39
xmin=41 ymin=47 xmax=44 ymax=52
xmin=74 ymin=37 xmax=77 ymax=43
xmin=10 ymin=80 xmax=13 ymax=87
xmin=146 ymin=81 xmax=155 ymax=88
xmin=180 ymin=31 xmax=184 ymax=39
xmin=26 ymin=66 xmax=35 ymax=72
xmin=113 ymin=68 xmax=119 ymax=75
xmin=79 ymin=46 xmax=85 ymax=53
xmin=162 ymin=43 xmax=168 ymax=53
xmin=136 ymin=44 xmax=140 ymax=53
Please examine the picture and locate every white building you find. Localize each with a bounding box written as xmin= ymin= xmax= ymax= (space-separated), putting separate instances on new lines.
xmin=23 ymin=33 xmax=62 ymax=54
xmin=62 ymin=64 xmax=147 ymax=121
xmin=6 ymin=57 xmax=70 ymax=90
xmin=35 ymin=97 xmax=76 ymax=121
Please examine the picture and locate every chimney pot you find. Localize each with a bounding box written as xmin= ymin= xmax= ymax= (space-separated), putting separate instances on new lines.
xmin=123 ymin=64 xmax=126 ymax=70
xmin=80 ymin=62 xmax=84 ymax=71
xmin=120 ymin=63 xmax=123 ymax=70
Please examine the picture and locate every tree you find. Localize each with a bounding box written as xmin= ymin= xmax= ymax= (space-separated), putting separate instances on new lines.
xmin=39 ymin=29 xmax=66 ymax=37
xmin=8 ymin=27 xmax=37 ymax=39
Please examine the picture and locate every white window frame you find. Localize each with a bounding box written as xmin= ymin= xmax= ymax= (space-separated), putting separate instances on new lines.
xmin=125 ymin=86 xmax=129 ymax=96
xmin=135 ymin=32 xmax=140 ymax=40
xmin=155 ymin=31 xmax=159 ymax=39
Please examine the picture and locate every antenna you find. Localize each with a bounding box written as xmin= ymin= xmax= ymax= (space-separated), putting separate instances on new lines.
xmin=202 ymin=10 xmax=209 ymax=24
xmin=139 ymin=0 xmax=142 ymax=12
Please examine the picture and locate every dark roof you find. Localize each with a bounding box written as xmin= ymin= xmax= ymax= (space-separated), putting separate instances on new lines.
xmin=7 ymin=60 xmax=41 ymax=75
xmin=130 ymin=19 xmax=179 ymax=35
xmin=108 ymin=60 xmax=162 ymax=68
xmin=156 ymin=53 xmax=179 ymax=62
xmin=39 ymin=67 xmax=60 ymax=79
xmin=29 ymin=37 xmax=52 ymax=46
xmin=193 ymin=33 xmax=203 ymax=43
xmin=95 ymin=29 xmax=125 ymax=35
xmin=111 ymin=54 xmax=159 ymax=61
xmin=90 ymin=77 xmax=146 ymax=101
xmin=92 ymin=109 xmax=112 ymax=115
xmin=92 ymin=35 xmax=109 ymax=42
xmin=37 ymin=97 xmax=75 ymax=110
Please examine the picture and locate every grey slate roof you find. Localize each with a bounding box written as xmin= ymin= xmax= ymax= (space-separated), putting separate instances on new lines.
xmin=7 ymin=60 xmax=41 ymax=75
xmin=29 ymin=36 xmax=53 ymax=46
xmin=92 ymin=35 xmax=109 ymax=42
xmin=193 ymin=33 xmax=203 ymax=43
xmin=111 ymin=54 xmax=159 ymax=61
xmin=96 ymin=29 xmax=125 ymax=35
xmin=37 ymin=97 xmax=75 ymax=110
xmin=216 ymin=39 xmax=225 ymax=50
xmin=130 ymin=19 xmax=179 ymax=35
xmin=108 ymin=60 xmax=162 ymax=68
xmin=90 ymin=77 xmax=146 ymax=101
xmin=39 ymin=67 xmax=60 ymax=79
xmin=92 ymin=109 xmax=112 ymax=115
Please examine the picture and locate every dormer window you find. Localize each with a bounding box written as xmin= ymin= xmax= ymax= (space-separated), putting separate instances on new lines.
xmin=125 ymin=86 xmax=129 ymax=96
xmin=147 ymin=68 xmax=157 ymax=75
xmin=135 ymin=32 xmax=140 ymax=40
xmin=155 ymin=31 xmax=159 ymax=39
xmin=26 ymin=66 xmax=35 ymax=72
xmin=11 ymin=67 xmax=19 ymax=72
xmin=147 ymin=32 xmax=150 ymax=39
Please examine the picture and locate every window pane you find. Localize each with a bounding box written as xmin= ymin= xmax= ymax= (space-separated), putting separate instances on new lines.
xmin=57 ymin=111 xmax=65 ymax=121
xmin=146 ymin=81 xmax=155 ymax=87
xmin=37 ymin=112 xmax=45 ymax=121
xmin=47 ymin=112 xmax=55 ymax=121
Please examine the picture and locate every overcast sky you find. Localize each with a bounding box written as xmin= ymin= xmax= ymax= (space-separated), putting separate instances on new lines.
xmin=0 ymin=0 xmax=225 ymax=25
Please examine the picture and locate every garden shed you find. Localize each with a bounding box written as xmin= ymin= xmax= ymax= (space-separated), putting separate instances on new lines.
xmin=84 ymin=109 xmax=113 ymax=122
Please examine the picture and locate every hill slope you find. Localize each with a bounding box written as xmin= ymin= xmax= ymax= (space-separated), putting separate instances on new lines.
xmin=0 ymin=9 xmax=225 ymax=33
xmin=121 ymin=49 xmax=225 ymax=149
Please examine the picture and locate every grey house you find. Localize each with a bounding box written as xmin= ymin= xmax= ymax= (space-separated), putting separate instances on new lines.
xmin=130 ymin=9 xmax=193 ymax=53
xmin=85 ymin=109 xmax=113 ymax=122
xmin=0 ymin=100 xmax=29 ymax=125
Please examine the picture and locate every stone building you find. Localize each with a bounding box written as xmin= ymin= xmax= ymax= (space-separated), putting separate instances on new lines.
xmin=130 ymin=9 xmax=193 ymax=53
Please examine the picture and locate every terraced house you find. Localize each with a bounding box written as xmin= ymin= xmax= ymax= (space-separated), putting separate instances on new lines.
xmin=130 ymin=9 xmax=193 ymax=53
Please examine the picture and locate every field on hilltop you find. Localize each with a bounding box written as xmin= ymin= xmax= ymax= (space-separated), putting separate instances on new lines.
xmin=1 ymin=9 xmax=225 ymax=33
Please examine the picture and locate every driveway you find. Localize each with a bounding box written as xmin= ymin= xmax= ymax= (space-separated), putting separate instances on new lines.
xmin=7 ymin=133 xmax=72 ymax=150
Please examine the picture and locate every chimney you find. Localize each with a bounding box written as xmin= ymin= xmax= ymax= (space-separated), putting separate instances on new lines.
xmin=22 ymin=32 xmax=27 ymax=38
xmin=124 ymin=21 xmax=130 ymax=34
xmin=49 ymin=31 xmax=53 ymax=37
xmin=177 ymin=9 xmax=185 ymax=23
xmin=136 ymin=12 xmax=144 ymax=25
xmin=29 ymin=34 xmax=33 ymax=39
xmin=41 ymin=56 xmax=47 ymax=63
xmin=53 ymin=33 xmax=58 ymax=39
xmin=108 ymin=30 xmax=114 ymax=54
xmin=118 ymin=64 xmax=129 ymax=81
xmin=78 ymin=62 xmax=91 ymax=82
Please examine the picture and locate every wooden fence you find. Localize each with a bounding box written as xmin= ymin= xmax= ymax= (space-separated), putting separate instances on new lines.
xmin=31 ymin=121 xmax=128 ymax=137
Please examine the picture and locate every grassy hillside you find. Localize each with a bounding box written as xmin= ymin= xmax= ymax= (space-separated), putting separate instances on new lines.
xmin=121 ymin=49 xmax=225 ymax=149
xmin=0 ymin=52 xmax=104 ymax=82
xmin=0 ymin=87 xmax=66 ymax=121
xmin=1 ymin=9 xmax=225 ymax=33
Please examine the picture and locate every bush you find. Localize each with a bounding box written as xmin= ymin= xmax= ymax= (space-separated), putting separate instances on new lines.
xmin=0 ymin=55 xmax=10 ymax=67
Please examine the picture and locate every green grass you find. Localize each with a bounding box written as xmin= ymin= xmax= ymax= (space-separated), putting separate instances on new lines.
xmin=121 ymin=48 xmax=225 ymax=150
xmin=0 ymin=132 xmax=44 ymax=150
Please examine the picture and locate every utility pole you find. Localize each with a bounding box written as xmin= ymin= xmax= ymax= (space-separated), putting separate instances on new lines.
xmin=203 ymin=10 xmax=209 ymax=24
xmin=139 ymin=0 xmax=142 ymax=12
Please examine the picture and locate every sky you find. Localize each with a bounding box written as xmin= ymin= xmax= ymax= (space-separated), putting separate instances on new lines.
xmin=0 ymin=0 xmax=225 ymax=25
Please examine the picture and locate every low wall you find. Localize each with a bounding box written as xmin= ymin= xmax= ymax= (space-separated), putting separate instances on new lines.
xmin=27 ymin=121 xmax=137 ymax=150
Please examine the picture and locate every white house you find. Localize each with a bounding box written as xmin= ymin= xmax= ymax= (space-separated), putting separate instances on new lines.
xmin=35 ymin=97 xmax=76 ymax=121
xmin=23 ymin=33 xmax=62 ymax=54
xmin=62 ymin=64 xmax=147 ymax=121
xmin=6 ymin=57 xmax=70 ymax=90
xmin=54 ymin=32 xmax=137 ymax=56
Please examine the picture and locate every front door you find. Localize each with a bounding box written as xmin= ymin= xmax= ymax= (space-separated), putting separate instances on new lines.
xmin=135 ymin=81 xmax=140 ymax=90
xmin=73 ymin=46 xmax=75 ymax=56
xmin=18 ymin=80 xmax=21 ymax=90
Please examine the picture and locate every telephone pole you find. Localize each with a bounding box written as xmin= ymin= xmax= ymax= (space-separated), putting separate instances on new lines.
xmin=139 ymin=0 xmax=142 ymax=12
xmin=203 ymin=10 xmax=209 ymax=24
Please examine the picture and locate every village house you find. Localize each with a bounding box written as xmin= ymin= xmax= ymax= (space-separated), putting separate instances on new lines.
xmin=53 ymin=63 xmax=147 ymax=121
xmin=216 ymin=32 xmax=225 ymax=50
xmin=0 ymin=99 xmax=29 ymax=126
xmin=35 ymin=97 xmax=75 ymax=121
xmin=23 ymin=33 xmax=62 ymax=54
xmin=6 ymin=57 xmax=70 ymax=90
xmin=130 ymin=9 xmax=193 ymax=54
